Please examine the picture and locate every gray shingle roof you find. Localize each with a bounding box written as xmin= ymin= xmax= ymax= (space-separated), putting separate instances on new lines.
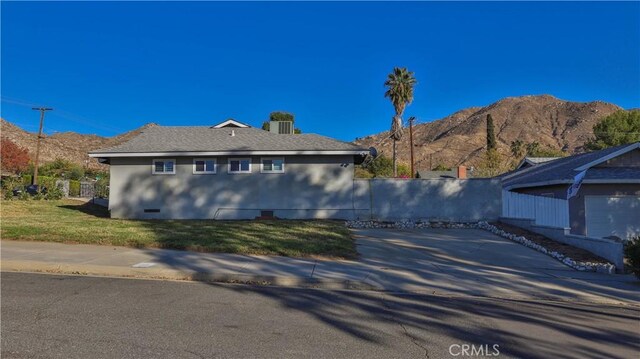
xmin=503 ymin=143 xmax=640 ymax=189
xmin=90 ymin=125 xmax=366 ymax=154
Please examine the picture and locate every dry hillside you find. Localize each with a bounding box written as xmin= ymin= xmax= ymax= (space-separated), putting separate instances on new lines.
xmin=0 ymin=118 xmax=155 ymax=170
xmin=355 ymin=95 xmax=622 ymax=170
xmin=1 ymin=94 xmax=623 ymax=173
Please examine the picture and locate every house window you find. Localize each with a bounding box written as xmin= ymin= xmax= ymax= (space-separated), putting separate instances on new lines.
xmin=193 ymin=158 xmax=216 ymax=174
xmin=152 ymin=159 xmax=176 ymax=174
xmin=261 ymin=157 xmax=285 ymax=173
xmin=228 ymin=158 xmax=251 ymax=174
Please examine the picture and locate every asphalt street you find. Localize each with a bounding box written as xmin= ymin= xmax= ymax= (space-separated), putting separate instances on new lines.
xmin=2 ymin=272 xmax=639 ymax=358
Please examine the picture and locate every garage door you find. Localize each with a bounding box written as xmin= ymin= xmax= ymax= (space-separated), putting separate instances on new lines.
xmin=585 ymin=196 xmax=640 ymax=239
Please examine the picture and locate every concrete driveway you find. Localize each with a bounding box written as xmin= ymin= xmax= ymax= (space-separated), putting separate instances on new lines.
xmin=350 ymin=228 xmax=640 ymax=304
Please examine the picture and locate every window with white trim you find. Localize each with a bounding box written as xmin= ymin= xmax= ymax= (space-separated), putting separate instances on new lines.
xmin=228 ymin=158 xmax=251 ymax=173
xmin=152 ymin=159 xmax=176 ymax=174
xmin=193 ymin=158 xmax=216 ymax=174
xmin=261 ymin=157 xmax=285 ymax=173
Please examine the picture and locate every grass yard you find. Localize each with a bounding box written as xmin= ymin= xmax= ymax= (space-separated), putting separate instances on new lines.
xmin=0 ymin=199 xmax=356 ymax=259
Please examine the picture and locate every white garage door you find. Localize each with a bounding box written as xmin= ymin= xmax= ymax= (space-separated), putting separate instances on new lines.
xmin=585 ymin=196 xmax=640 ymax=239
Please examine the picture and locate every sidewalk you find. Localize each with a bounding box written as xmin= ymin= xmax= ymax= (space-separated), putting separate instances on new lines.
xmin=1 ymin=241 xmax=376 ymax=289
xmin=2 ymin=239 xmax=640 ymax=306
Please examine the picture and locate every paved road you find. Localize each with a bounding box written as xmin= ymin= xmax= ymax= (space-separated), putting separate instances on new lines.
xmin=2 ymin=273 xmax=639 ymax=359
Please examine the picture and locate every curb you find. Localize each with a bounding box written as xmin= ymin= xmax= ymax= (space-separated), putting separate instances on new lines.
xmin=0 ymin=260 xmax=380 ymax=291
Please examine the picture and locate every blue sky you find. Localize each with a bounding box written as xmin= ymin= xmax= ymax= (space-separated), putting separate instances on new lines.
xmin=2 ymin=1 xmax=639 ymax=141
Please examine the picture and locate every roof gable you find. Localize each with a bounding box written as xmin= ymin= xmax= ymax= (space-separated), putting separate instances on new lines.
xmin=212 ymin=119 xmax=250 ymax=128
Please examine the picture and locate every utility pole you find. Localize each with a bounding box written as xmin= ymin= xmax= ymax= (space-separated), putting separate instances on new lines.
xmin=409 ymin=116 xmax=415 ymax=178
xmin=31 ymin=107 xmax=53 ymax=186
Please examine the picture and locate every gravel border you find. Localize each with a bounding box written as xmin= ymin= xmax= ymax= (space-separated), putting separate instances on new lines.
xmin=477 ymin=221 xmax=615 ymax=274
xmin=345 ymin=220 xmax=616 ymax=274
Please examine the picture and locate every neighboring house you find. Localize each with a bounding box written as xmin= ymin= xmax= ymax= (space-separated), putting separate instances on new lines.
xmin=515 ymin=156 xmax=561 ymax=170
xmin=417 ymin=166 xmax=469 ymax=179
xmin=89 ymin=120 xmax=368 ymax=219
xmin=502 ymin=142 xmax=640 ymax=239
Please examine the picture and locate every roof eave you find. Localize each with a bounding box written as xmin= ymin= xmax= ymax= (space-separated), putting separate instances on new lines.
xmin=89 ymin=149 xmax=368 ymax=158
xmin=574 ymin=142 xmax=640 ymax=171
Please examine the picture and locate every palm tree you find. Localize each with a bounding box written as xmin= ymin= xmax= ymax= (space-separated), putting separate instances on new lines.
xmin=384 ymin=67 xmax=417 ymax=176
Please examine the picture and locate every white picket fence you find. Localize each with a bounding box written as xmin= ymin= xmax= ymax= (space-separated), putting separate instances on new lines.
xmin=502 ymin=190 xmax=570 ymax=228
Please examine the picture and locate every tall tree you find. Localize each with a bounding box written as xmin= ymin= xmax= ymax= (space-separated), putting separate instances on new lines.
xmin=486 ymin=114 xmax=497 ymax=151
xmin=0 ymin=138 xmax=30 ymax=174
xmin=384 ymin=67 xmax=417 ymax=177
xmin=586 ymin=110 xmax=640 ymax=150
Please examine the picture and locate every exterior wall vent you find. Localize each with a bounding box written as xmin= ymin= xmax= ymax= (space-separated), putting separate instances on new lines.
xmin=269 ymin=121 xmax=293 ymax=134
xmin=144 ymin=209 xmax=161 ymax=213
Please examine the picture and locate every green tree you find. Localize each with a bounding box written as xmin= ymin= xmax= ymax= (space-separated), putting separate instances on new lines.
xmin=360 ymin=155 xmax=411 ymax=178
xmin=384 ymin=67 xmax=417 ymax=177
xmin=510 ymin=139 xmax=525 ymax=159
xmin=486 ymin=114 xmax=497 ymax=151
xmin=586 ymin=110 xmax=640 ymax=150
xmin=37 ymin=158 xmax=85 ymax=180
xmin=269 ymin=111 xmax=294 ymax=122
xmin=523 ymin=141 xmax=565 ymax=157
xmin=475 ymin=149 xmax=505 ymax=178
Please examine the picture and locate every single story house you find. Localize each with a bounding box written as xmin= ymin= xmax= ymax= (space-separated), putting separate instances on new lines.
xmin=502 ymin=142 xmax=640 ymax=240
xmin=89 ymin=120 xmax=368 ymax=219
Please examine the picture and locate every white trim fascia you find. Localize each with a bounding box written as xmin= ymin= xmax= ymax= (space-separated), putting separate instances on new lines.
xmin=574 ymin=142 xmax=640 ymax=171
xmin=260 ymin=157 xmax=285 ymax=174
xmin=212 ymin=120 xmax=249 ymax=128
xmin=192 ymin=158 xmax=217 ymax=174
xmin=152 ymin=158 xmax=176 ymax=175
xmin=228 ymin=157 xmax=252 ymax=174
xmin=89 ymin=150 xmax=367 ymax=158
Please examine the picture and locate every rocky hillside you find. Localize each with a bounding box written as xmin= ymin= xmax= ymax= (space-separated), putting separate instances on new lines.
xmin=1 ymin=95 xmax=624 ymax=173
xmin=0 ymin=118 xmax=155 ymax=170
xmin=355 ymin=95 xmax=622 ymax=170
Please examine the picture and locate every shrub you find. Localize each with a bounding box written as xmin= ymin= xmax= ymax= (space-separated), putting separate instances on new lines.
xmin=1 ymin=178 xmax=21 ymax=201
xmin=361 ymin=155 xmax=412 ymax=178
xmin=45 ymin=184 xmax=64 ymax=200
xmin=69 ymin=180 xmax=81 ymax=197
xmin=19 ymin=190 xmax=30 ymax=201
xmin=22 ymin=175 xmax=32 ymax=185
xmin=624 ymin=237 xmax=640 ymax=279
xmin=32 ymin=188 xmax=46 ymax=200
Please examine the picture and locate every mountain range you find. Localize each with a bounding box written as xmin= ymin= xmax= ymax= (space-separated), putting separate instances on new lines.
xmin=0 ymin=95 xmax=623 ymax=172
xmin=354 ymin=94 xmax=622 ymax=170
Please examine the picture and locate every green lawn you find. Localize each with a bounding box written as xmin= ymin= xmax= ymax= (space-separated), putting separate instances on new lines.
xmin=0 ymin=200 xmax=356 ymax=259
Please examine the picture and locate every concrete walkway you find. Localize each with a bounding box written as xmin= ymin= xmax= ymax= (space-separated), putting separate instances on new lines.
xmin=2 ymin=228 xmax=639 ymax=305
